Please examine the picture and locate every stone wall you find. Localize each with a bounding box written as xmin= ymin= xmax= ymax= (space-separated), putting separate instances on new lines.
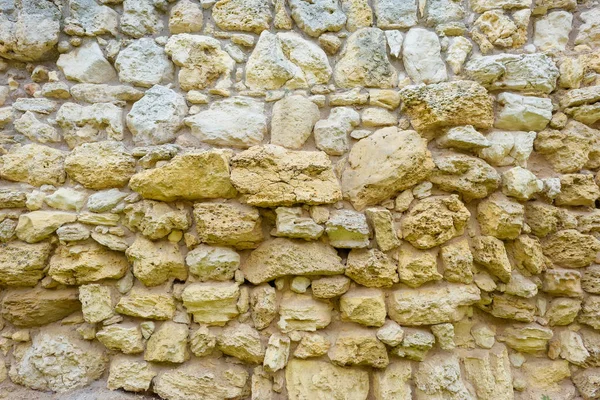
xmin=0 ymin=0 xmax=599 ymax=399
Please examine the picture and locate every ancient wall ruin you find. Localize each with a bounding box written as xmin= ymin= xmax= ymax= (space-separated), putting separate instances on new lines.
xmin=0 ymin=0 xmax=600 ymax=399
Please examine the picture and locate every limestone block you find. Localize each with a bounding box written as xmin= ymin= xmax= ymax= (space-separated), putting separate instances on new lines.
xmin=124 ymin=200 xmax=190 ymax=240
xmin=472 ymin=236 xmax=512 ymax=283
xmin=414 ymin=354 xmax=471 ymax=399
xmin=430 ymin=154 xmax=500 ymax=201
xmin=462 ymin=344 xmax=514 ymax=400
xmin=0 ymin=241 xmax=52 ymax=287
xmin=79 ymin=284 xmax=113 ymax=324
xmin=96 ymin=325 xmax=144 ymax=354
xmin=555 ymin=173 xmax=600 ymax=207
xmin=477 ymin=193 xmax=524 ymax=240
xmin=0 ymin=144 xmax=67 ymax=187
xmin=542 ymin=269 xmax=582 ymax=297
xmin=56 ymin=102 xmax=124 ymax=148
xmin=345 ymin=248 xmax=399 ymax=288
xmin=373 ymin=361 xmax=412 ymax=400
xmin=403 ymin=28 xmax=447 ymax=84
xmin=1 ymin=288 xmax=80 ymax=327
xmin=270 ymin=95 xmax=320 ymax=149
xmin=126 ymin=236 xmax=187 ymax=287
xmin=325 ymin=209 xmax=370 ymax=248
xmin=189 ymin=326 xmax=216 ymax=357
xmin=501 ymin=323 xmax=553 ymax=353
xmin=57 ymin=41 xmax=116 ymax=84
xmin=182 ymin=282 xmax=240 ymax=325
xmin=542 ymin=229 xmax=600 ymax=268
xmin=314 ymin=107 xmax=360 ymax=156
xmin=120 ymin=0 xmax=163 ymax=38
xmin=145 ymin=321 xmax=190 ymax=363
xmin=115 ymin=39 xmax=173 ymax=88
xmin=278 ymin=292 xmax=332 ymax=332
xmin=169 ymin=0 xmax=203 ymax=33
xmin=217 ymin=323 xmax=265 ymax=364
xmin=293 ymin=334 xmax=331 ymax=359
xmin=115 ymin=289 xmax=176 ymax=320
xmin=272 ymin=207 xmax=324 ymax=240
xmin=373 ymin=0 xmax=417 ymax=29
xmin=311 ymin=275 xmax=351 ymax=298
xmin=263 ymin=333 xmax=290 ymax=372
xmin=329 ymin=330 xmax=389 ymax=368
xmin=212 ymin=0 xmax=272 ymax=33
xmin=365 ymin=208 xmax=400 ymax=251
xmin=186 ymin=245 xmax=239 ymax=282
xmin=495 ymin=92 xmax=552 ymax=131
xmin=397 ymin=244 xmax=442 ymax=287
xmin=288 ymin=0 xmax=346 ymax=37
xmin=440 ymin=239 xmax=474 ymax=284
xmin=107 ymin=358 xmax=156 ymax=392
xmin=340 ymin=288 xmax=386 ymax=327
xmin=390 ymin=328 xmax=435 ymax=361
xmin=436 ymin=125 xmax=490 ymax=151
xmin=194 ymin=202 xmax=263 ymax=250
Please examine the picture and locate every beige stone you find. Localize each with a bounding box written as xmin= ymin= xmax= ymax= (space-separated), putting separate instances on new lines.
xmin=217 ymin=323 xmax=265 ymax=364
xmin=107 ymin=358 xmax=156 ymax=392
xmin=440 ymin=239 xmax=474 ymax=284
xmin=263 ymin=333 xmax=290 ymax=372
xmin=182 ymin=282 xmax=240 ymax=325
xmin=115 ymin=289 xmax=176 ymax=320
xmin=340 ymin=288 xmax=386 ymax=327
xmin=311 ymin=275 xmax=351 ymax=298
xmin=401 ymin=195 xmax=470 ymax=249
xmin=15 ymin=211 xmax=76 ymax=243
xmin=390 ymin=329 xmax=435 ymax=361
xmin=124 ymin=200 xmax=190 ymax=240
xmin=543 ymin=269 xmax=582 ymax=297
xmin=414 ymin=354 xmax=471 ymax=399
xmin=365 ymin=208 xmax=400 ymax=251
xmin=1 ymin=288 xmax=80 ymax=327
xmin=189 ymin=326 xmax=216 ymax=357
xmin=213 ymin=0 xmax=271 ymax=33
xmin=230 ymin=145 xmax=342 ymax=207
xmin=542 ymin=229 xmax=600 ymax=268
xmin=345 ymin=248 xmax=398 ymax=288
xmin=546 ymin=298 xmax=581 ymax=326
xmin=325 ymin=209 xmax=370 ymax=248
xmin=127 ymin=236 xmax=187 ymax=287
xmin=242 ymin=238 xmax=344 ymax=284
xmin=398 ymin=245 xmax=442 ymax=288
xmin=145 ymin=321 xmax=190 ymax=363
xmin=477 ymin=193 xmax=524 ymax=240
xmin=129 ymin=150 xmax=237 ymax=202
xmin=270 ymin=95 xmax=320 ymax=149
xmin=462 ymin=344 xmax=514 ymax=400
xmin=472 ymin=236 xmax=512 ymax=283
xmin=373 ymin=361 xmax=412 ymax=400
xmin=501 ymin=323 xmax=553 ymax=353
xmin=48 ymin=242 xmax=129 ymax=285
xmin=0 ymin=144 xmax=66 ymax=186
xmin=579 ymin=295 xmax=600 ymax=329
xmin=65 ymin=141 xmax=136 ymax=189
xmin=194 ymin=202 xmax=263 ymax=250
xmin=286 ymin=359 xmax=368 ymax=399
xmin=278 ymin=292 xmax=332 ymax=332
xmin=293 ymin=334 xmax=331 ymax=359
xmin=387 ymin=283 xmax=480 ymax=326
xmin=79 ymin=284 xmax=113 ymax=324
xmin=169 ymin=0 xmax=203 ymax=33
xmin=430 ymin=154 xmax=500 ymax=201
xmin=555 ymin=173 xmax=600 ymax=207
xmin=96 ymin=325 xmax=144 ymax=354
xmin=250 ymin=284 xmax=278 ymax=330
xmin=0 ymin=241 xmax=52 ymax=287
xmin=329 ymin=330 xmax=389 ymax=368
xmin=186 ymin=245 xmax=239 ymax=282
xmin=341 ymin=127 xmax=434 ymax=210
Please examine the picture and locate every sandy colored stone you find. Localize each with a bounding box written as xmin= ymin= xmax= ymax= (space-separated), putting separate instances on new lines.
xmin=107 ymin=358 xmax=156 ymax=392
xmin=9 ymin=328 xmax=107 ymax=393
xmin=0 ymin=144 xmax=66 ymax=186
xmin=286 ymin=359 xmax=368 ymax=399
xmin=124 ymin=200 xmax=190 ymax=240
xmin=314 ymin=107 xmax=360 ymax=156
xmin=325 ymin=209 xmax=370 ymax=248
xmin=462 ymin=344 xmax=513 ymax=400
xmin=217 ymin=323 xmax=265 ymax=364
xmin=401 ymin=195 xmax=470 ymax=249
xmin=365 ymin=208 xmax=400 ymax=251
xmin=440 ymin=239 xmax=474 ymax=284
xmin=334 ymin=28 xmax=397 ymax=88
xmin=345 ymin=248 xmax=398 ymax=288
xmin=250 ymin=284 xmax=278 ymax=330
xmin=169 ymin=0 xmax=203 ymax=33
xmin=543 ymin=268 xmax=582 ymax=297
xmin=414 ymin=353 xmax=471 ymax=399
xmin=293 ymin=334 xmax=331 ymax=359
xmin=472 ymin=235 xmax=512 ymax=283
xmin=278 ymin=292 xmax=332 ymax=332
xmin=115 ymin=289 xmax=176 ymax=320
xmin=145 ymin=321 xmax=189 ymax=363
xmin=399 ymin=80 xmax=494 ymax=133
xmin=48 ymin=242 xmax=129 ymax=285
xmin=398 ymin=244 xmax=442 ymax=288
xmin=263 ymin=333 xmax=290 ymax=372
xmin=79 ymin=284 xmax=113 ymax=324
xmin=55 ymin=102 xmax=124 ymax=148
xmin=115 ymin=39 xmax=173 ymax=88
xmin=501 ymin=323 xmax=553 ymax=353
xmin=130 ymin=150 xmax=237 ymax=202
xmin=311 ymin=275 xmax=351 ymax=298
xmin=14 ymin=211 xmax=76 ymax=243
xmin=0 ymin=241 xmax=52 ymax=286
xmin=477 ymin=193 xmax=524 ymax=240
xmin=230 ymin=145 xmax=342 ymax=207
xmin=96 ymin=325 xmax=144 ymax=354
xmin=542 ymin=229 xmax=600 ymax=268
xmin=387 ymin=283 xmax=480 ymax=326
xmin=329 ymin=330 xmax=388 ymax=368
xmin=1 ymin=288 xmax=80 ymax=327
xmin=341 ymin=127 xmax=434 ymax=210
xmin=373 ymin=361 xmax=412 ymax=400
xmin=271 ymin=95 xmax=320 ymax=149
xmin=278 ymin=31 xmax=333 ymax=86
xmin=555 ymin=173 xmax=600 ymax=207
xmin=189 ymin=326 xmax=216 ymax=357
xmin=272 ymin=207 xmax=324 ymax=240
xmin=194 ymin=202 xmax=263 ymax=250
xmin=288 ymin=0 xmax=346 ymax=37
xmin=213 ymin=0 xmax=271 ymax=33
xmin=57 ymin=41 xmax=116 ymax=84
xmin=340 ymin=288 xmax=386 ymax=327
xmin=186 ymin=245 xmax=239 ymax=282
xmin=126 ymin=236 xmax=187 ymax=287
xmin=182 ymin=282 xmax=240 ymax=325
xmin=403 ymin=27 xmax=447 ymax=84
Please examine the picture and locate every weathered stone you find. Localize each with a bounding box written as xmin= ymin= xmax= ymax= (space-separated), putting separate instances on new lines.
xmin=278 ymin=292 xmax=332 ymax=332
xmin=511 ymin=235 xmax=545 ymax=275
xmin=9 ymin=328 xmax=107 ymax=392
xmin=186 ymin=245 xmax=239 ymax=282
xmin=145 ymin=321 xmax=189 ymax=363
xmin=311 ymin=275 xmax=351 ymax=299
xmin=278 ymin=32 xmax=333 ymax=86
xmin=325 ymin=209 xmax=370 ymax=248
xmin=387 ymin=283 xmax=480 ymax=326
xmin=0 ymin=241 xmax=52 ymax=287
xmin=430 ymin=154 xmax=500 ymax=201
xmin=15 ymin=211 xmax=77 ymax=243
xmin=365 ymin=208 xmax=400 ymax=251
xmin=340 ymin=288 xmax=386 ymax=327
xmin=264 ymin=333 xmax=290 ymax=372
xmin=390 ymin=329 xmax=435 ymax=361
xmin=70 ymin=84 xmax=144 ymax=103
xmin=115 ymin=39 xmax=173 ymax=88
xmin=477 ymin=193 xmax=524 ymax=240
xmin=401 ymin=195 xmax=470 ymax=249
xmin=534 ymin=11 xmax=573 ymax=52
xmin=399 ymin=80 xmax=494 ymax=133
xmin=96 ymin=325 xmax=144 ymax=354
xmin=271 ymin=95 xmax=320 ymax=149
xmin=194 ymin=202 xmax=262 ymax=250
xmin=373 ymin=0 xmax=417 ymax=29
xmin=48 ymin=242 xmax=128 ymax=285
xmin=437 ymin=125 xmax=490 ymax=151
xmin=14 ymin=111 xmax=59 ymax=144
xmin=555 ymin=173 xmax=600 ymax=207
xmin=501 ymin=323 xmax=553 ymax=353
xmin=334 ymin=28 xmax=397 ymax=88
xmin=314 ymin=107 xmax=360 ymax=156
xmin=120 ymin=0 xmax=163 ymax=38
xmin=126 ymin=84 xmax=187 ymax=146
xmin=56 ymin=102 xmax=124 ymax=148
xmin=414 ymin=354 xmax=471 ymax=399
xmin=462 ymin=344 xmax=513 ymax=400
xmin=250 ymin=284 xmax=278 ymax=329
xmin=484 ymin=293 xmax=536 ymax=322
xmin=329 ymin=330 xmax=388 ymax=368
xmin=116 ymin=289 xmax=176 ymax=320
xmin=127 ymin=236 xmax=187 ymax=287
xmin=169 ymin=0 xmax=203 ymax=33
xmin=398 ymin=244 xmax=442 ymax=288
xmin=107 ymin=358 xmax=156 ymax=392
xmin=546 ymin=297 xmax=581 ymax=326
xmin=79 ymin=284 xmax=113 ymax=324
xmin=57 ymin=41 xmax=116 ymax=84
xmin=472 ymin=236 xmax=512 ymax=283
xmin=403 ymin=28 xmax=447 ymax=84
xmin=2 ymin=288 xmax=80 ymax=327
xmin=213 ymin=0 xmax=271 ymax=33
xmin=124 ymin=200 xmax=190 ymax=240
xmin=164 ymin=34 xmax=234 ymax=91
xmin=440 ymin=239 xmax=474 ymax=284
xmin=495 ymin=92 xmax=552 ymax=131
xmin=153 ymin=362 xmax=247 ymax=400
xmin=272 ymin=207 xmax=324 ymax=240
xmin=575 ymin=8 xmax=600 ymax=47
xmin=288 ymin=0 xmax=346 ymax=37
xmin=580 ymin=296 xmax=600 ymax=329
xmin=0 ymin=0 xmax=60 ymax=61
xmin=217 ymin=323 xmax=265 ymax=364
xmin=341 ymin=127 xmax=434 ymax=210
xmin=231 ymin=145 xmax=341 ymax=207
xmin=286 ymin=359 xmax=368 ymax=399
xmin=184 ymin=97 xmax=266 ymax=148
xmin=543 ymin=269 xmax=582 ymax=297
xmin=189 ymin=326 xmax=216 ymax=357
xmin=464 ymin=53 xmax=559 ymax=94
xmin=182 ymin=282 xmax=240 ymax=325
xmin=345 ymin=248 xmax=398 ymax=288
xmin=130 ymin=150 xmax=236 ymax=202
xmin=542 ymin=229 xmax=600 ymax=268
xmin=0 ymin=144 xmax=66 ymax=186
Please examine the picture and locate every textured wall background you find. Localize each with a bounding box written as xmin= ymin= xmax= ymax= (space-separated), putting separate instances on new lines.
xmin=0 ymin=0 xmax=600 ymax=399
